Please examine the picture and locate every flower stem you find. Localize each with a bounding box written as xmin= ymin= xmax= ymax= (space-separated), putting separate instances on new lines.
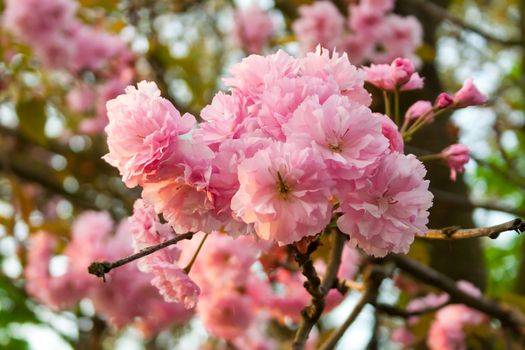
xmin=184 ymin=232 xmax=210 ymax=274
xmin=383 ymin=91 xmax=391 ymax=117
xmin=394 ymin=88 xmax=400 ymax=126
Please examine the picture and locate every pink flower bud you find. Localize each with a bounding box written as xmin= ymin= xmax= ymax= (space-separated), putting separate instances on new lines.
xmin=435 ymin=92 xmax=454 ymax=108
xmin=400 ymin=72 xmax=424 ymax=91
xmin=390 ymin=58 xmax=414 ymax=86
xmin=405 ymin=100 xmax=433 ymax=122
xmin=440 ymin=144 xmax=470 ymax=181
xmin=453 ymin=79 xmax=487 ymax=107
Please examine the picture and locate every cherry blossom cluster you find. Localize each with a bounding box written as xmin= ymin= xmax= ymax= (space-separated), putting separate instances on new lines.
xmin=129 ymin=199 xmax=360 ymax=346
xmin=24 ymin=211 xmax=192 ymax=336
xmin=2 ymin=0 xmax=135 ymax=133
xmin=104 ymin=47 xmax=434 ymax=258
xmin=293 ymin=0 xmax=422 ymax=64
xmin=391 ymin=280 xmax=487 ymax=350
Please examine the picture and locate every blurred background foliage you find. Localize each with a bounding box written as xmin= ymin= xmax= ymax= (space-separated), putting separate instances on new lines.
xmin=0 ymin=0 xmax=524 ymax=349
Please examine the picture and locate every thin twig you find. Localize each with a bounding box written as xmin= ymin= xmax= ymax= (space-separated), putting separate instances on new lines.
xmin=372 ymin=301 xmax=447 ymax=318
xmin=389 ymin=254 xmax=525 ymax=336
xmin=404 ymin=0 xmax=521 ymax=46
xmin=319 ymin=265 xmax=387 ymax=350
xmin=420 ymin=218 xmax=525 ymax=240
xmin=292 ymin=230 xmax=347 ymax=350
xmin=88 ymin=232 xmax=195 ymax=280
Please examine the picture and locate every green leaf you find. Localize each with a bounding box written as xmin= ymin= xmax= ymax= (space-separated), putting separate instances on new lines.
xmin=15 ymin=99 xmax=47 ymax=145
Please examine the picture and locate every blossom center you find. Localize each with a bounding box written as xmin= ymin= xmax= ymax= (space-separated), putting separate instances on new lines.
xmin=276 ymin=171 xmax=292 ymax=199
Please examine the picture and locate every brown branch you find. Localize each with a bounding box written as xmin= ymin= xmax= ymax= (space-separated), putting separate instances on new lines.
xmin=372 ymin=300 xmax=447 ymax=318
xmin=292 ymin=230 xmax=347 ymax=350
xmin=389 ymin=254 xmax=525 ymax=336
xmin=404 ymin=0 xmax=521 ymax=46
xmin=420 ymin=218 xmax=525 ymax=240
xmin=88 ymin=232 xmax=195 ymax=280
xmin=319 ymin=265 xmax=388 ymax=350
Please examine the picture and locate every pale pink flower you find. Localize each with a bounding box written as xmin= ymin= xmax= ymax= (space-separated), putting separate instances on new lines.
xmin=268 ymin=269 xmax=310 ymax=322
xmin=223 ymin=50 xmax=299 ymax=102
xmin=231 ymin=142 xmax=333 ymax=245
xmin=292 ymin=1 xmax=344 ymax=52
xmin=337 ymin=153 xmax=433 ymax=257
xmin=283 ymin=95 xmax=388 ymax=181
xmin=400 ymin=72 xmax=424 ymax=91
xmin=348 ymin=3 xmax=385 ymax=39
xmin=129 ymin=199 xmax=179 ymax=271
xmin=3 ymin=0 xmax=76 ymax=43
xmin=232 ymin=5 xmax=274 ymax=54
xmin=199 ymin=293 xmax=254 ymax=340
xmin=457 ymin=280 xmax=482 ymax=298
xmin=300 ymin=47 xmax=372 ymax=106
xmin=435 ymin=92 xmax=454 ymax=108
xmin=376 ymin=113 xmax=404 ymax=153
xmin=407 ymin=292 xmax=449 ymax=325
xmin=405 ymin=100 xmax=433 ymax=122
xmin=149 ymin=261 xmax=200 ymax=309
xmin=390 ymin=57 xmax=415 ymax=86
xmin=103 ymin=81 xmax=196 ymax=187
xmin=375 ymin=15 xmax=423 ymax=63
xmin=440 ymin=144 xmax=470 ymax=181
xmin=338 ymin=245 xmax=361 ymax=281
xmin=141 ymin=139 xmax=217 ymax=234
xmin=194 ymin=91 xmax=250 ymax=150
xmin=454 ymin=79 xmax=487 ymax=107
xmin=338 ymin=34 xmax=374 ymax=66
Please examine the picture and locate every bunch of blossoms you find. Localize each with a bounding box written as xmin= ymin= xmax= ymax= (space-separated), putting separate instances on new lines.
xmin=24 ymin=211 xmax=192 ymax=337
xmin=390 ymin=280 xmax=488 ymax=350
xmin=129 ymin=200 xmax=361 ymax=348
xmin=2 ymin=0 xmax=135 ymax=133
xmin=292 ymin=0 xmax=422 ymax=65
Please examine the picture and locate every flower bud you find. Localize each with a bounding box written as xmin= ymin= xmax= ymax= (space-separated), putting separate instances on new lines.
xmin=440 ymin=143 xmax=470 ymax=181
xmin=454 ymin=79 xmax=487 ymax=107
xmin=405 ymin=100 xmax=433 ymax=122
xmin=390 ymin=58 xmax=414 ymax=86
xmin=435 ymin=92 xmax=454 ymax=108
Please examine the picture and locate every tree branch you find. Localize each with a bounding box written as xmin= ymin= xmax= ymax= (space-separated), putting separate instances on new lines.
xmin=404 ymin=0 xmax=521 ymax=46
xmin=420 ymin=218 xmax=525 ymax=240
xmin=319 ymin=265 xmax=388 ymax=350
xmin=88 ymin=232 xmax=195 ymax=280
xmin=389 ymin=254 xmax=525 ymax=335
xmin=291 ymin=230 xmax=347 ymax=350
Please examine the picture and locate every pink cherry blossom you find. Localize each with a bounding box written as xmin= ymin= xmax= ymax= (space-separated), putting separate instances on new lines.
xmin=377 ymin=113 xmax=404 ymax=153
xmin=140 ymin=139 xmax=217 ymax=234
xmin=300 ymin=47 xmax=372 ymax=106
xmin=391 ymin=328 xmax=414 ymax=347
xmin=390 ymin=58 xmax=415 ymax=86
xmin=405 ymin=100 xmax=434 ymax=122
xmin=199 ymin=293 xmax=254 ymax=340
xmin=454 ymin=79 xmax=487 ymax=107
xmin=362 ymin=0 xmax=395 ymax=12
xmin=364 ymin=59 xmax=423 ymax=91
xmin=232 ymin=5 xmax=274 ymax=54
xmin=337 ymin=153 xmax=433 ymax=257
xmin=231 ymin=142 xmax=333 ymax=245
xmin=374 ymin=15 xmax=423 ymax=64
xmin=149 ymin=261 xmax=200 ymax=309
xmin=283 ymin=95 xmax=388 ymax=181
xmin=440 ymin=143 xmax=470 ymax=181
xmin=435 ymin=92 xmax=454 ymax=108
xmin=103 ymin=81 xmax=196 ymax=187
xmin=292 ymin=1 xmax=344 ymax=52
xmin=66 ymin=84 xmax=96 ymax=113
xmin=348 ymin=3 xmax=386 ymax=39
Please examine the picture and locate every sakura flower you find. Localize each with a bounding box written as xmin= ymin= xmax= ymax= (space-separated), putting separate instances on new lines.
xmin=440 ymin=144 xmax=470 ymax=181
xmin=150 ymin=261 xmax=200 ymax=309
xmin=364 ymin=59 xmax=423 ymax=91
xmin=454 ymin=79 xmax=487 ymax=107
xmin=232 ymin=5 xmax=274 ymax=54
xmin=348 ymin=2 xmax=386 ymax=39
xmin=283 ymin=95 xmax=388 ymax=181
xmin=337 ymin=153 xmax=433 ymax=257
xmin=362 ymin=0 xmax=395 ymax=12
xmin=391 ymin=328 xmax=414 ymax=347
xmin=199 ymin=293 xmax=254 ymax=340
xmin=405 ymin=100 xmax=433 ymax=122
xmin=300 ymin=47 xmax=372 ymax=106
xmin=66 ymin=84 xmax=96 ymax=113
xmin=377 ymin=113 xmax=404 ymax=153
xmin=375 ymin=15 xmax=423 ymax=63
xmin=231 ymin=142 xmax=333 ymax=245
xmin=435 ymin=92 xmax=454 ymax=108
xmin=141 ymin=139 xmax=217 ymax=234
xmin=292 ymin=1 xmax=344 ymax=52
xmin=103 ymin=81 xmax=196 ymax=187
xmin=129 ymin=199 xmax=179 ymax=270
